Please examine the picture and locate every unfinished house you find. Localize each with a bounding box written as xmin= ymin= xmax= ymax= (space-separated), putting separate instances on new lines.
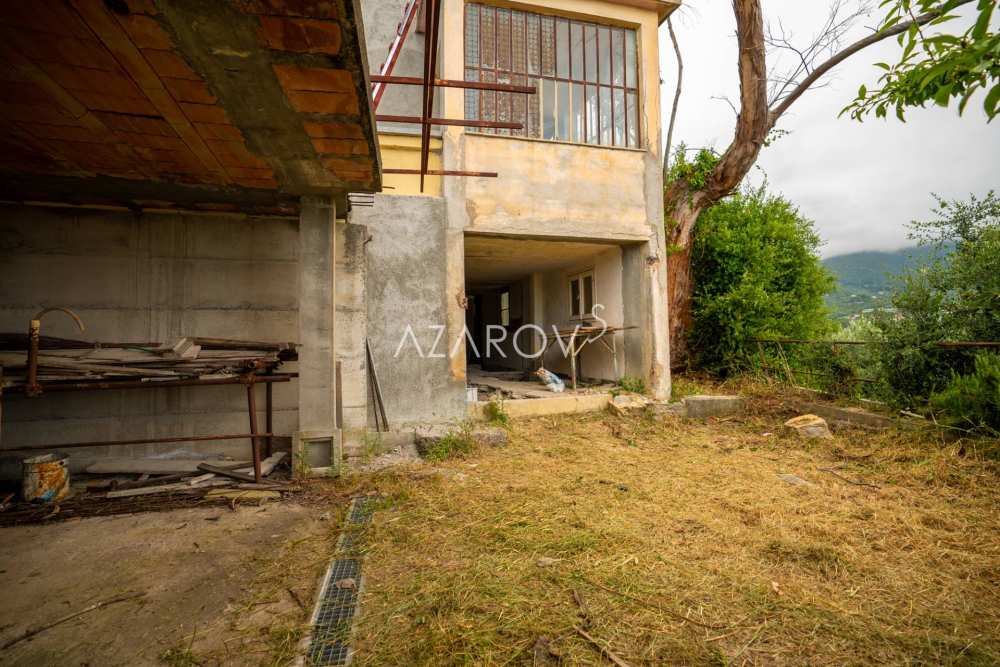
xmin=354 ymin=0 xmax=674 ymax=424
xmin=0 ymin=0 xmax=380 ymax=481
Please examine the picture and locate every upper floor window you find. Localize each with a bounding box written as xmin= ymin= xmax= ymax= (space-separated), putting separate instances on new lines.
xmin=464 ymin=3 xmax=640 ymax=148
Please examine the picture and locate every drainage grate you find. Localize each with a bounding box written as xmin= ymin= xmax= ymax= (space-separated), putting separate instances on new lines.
xmin=306 ymin=496 xmax=377 ymax=666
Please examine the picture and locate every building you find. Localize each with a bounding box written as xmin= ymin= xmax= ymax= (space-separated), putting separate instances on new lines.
xmin=0 ymin=0 xmax=675 ymax=473
xmin=0 ymin=0 xmax=378 ymax=472
xmin=352 ymin=0 xmax=675 ymax=436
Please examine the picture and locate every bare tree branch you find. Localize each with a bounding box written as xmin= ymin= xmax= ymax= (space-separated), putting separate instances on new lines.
xmin=767 ymin=0 xmax=976 ymax=125
xmin=664 ymin=14 xmax=683 ymax=178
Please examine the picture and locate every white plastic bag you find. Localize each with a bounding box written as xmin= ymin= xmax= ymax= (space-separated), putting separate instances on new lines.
xmin=534 ymin=368 xmax=565 ymax=393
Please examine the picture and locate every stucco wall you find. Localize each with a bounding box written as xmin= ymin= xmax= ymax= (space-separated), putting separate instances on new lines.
xmin=0 ymin=204 xmax=301 ymax=462
xmin=460 ymin=134 xmax=650 ymax=242
xmin=538 ymin=246 xmax=626 ymax=380
xmin=350 ymin=195 xmax=468 ymax=426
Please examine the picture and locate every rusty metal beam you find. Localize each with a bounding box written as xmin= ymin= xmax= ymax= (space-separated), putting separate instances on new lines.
xmin=372 ymin=0 xmax=422 ymax=110
xmin=6 ymin=373 xmax=294 ymax=395
xmin=377 ymin=115 xmax=523 ymax=129
xmin=384 ymin=169 xmax=498 ymax=177
xmin=5 ymin=433 xmax=277 ymax=451
xmin=419 ymin=0 xmax=442 ymax=192
xmin=370 ymin=75 xmax=537 ymax=94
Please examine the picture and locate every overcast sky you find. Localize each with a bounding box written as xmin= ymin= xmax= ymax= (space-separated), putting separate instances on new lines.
xmin=657 ymin=1 xmax=1000 ymax=258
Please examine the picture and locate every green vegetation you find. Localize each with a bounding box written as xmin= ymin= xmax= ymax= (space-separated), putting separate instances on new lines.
xmin=822 ymin=245 xmax=943 ymax=322
xmin=931 ymin=351 xmax=1000 ymax=434
xmin=845 ymin=0 xmax=1000 ymax=122
xmin=423 ymin=423 xmax=477 ymax=462
xmin=870 ymin=191 xmax=1000 ymax=410
xmin=616 ymin=376 xmax=648 ymax=395
xmin=689 ymin=185 xmax=835 ymax=372
xmin=483 ymin=399 xmax=511 ymax=429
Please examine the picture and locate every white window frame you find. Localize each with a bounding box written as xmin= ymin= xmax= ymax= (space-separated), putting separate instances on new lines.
xmin=569 ymin=270 xmax=595 ymax=320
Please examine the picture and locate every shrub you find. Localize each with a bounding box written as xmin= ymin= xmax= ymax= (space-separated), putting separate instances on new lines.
xmin=872 ymin=192 xmax=1000 ymax=408
xmin=483 ymin=399 xmax=510 ymax=429
xmin=423 ymin=423 xmax=476 ymax=462
xmin=689 ymin=185 xmax=835 ymax=373
xmin=930 ymin=352 xmax=1000 ymax=435
xmin=616 ymin=376 xmax=648 ymax=394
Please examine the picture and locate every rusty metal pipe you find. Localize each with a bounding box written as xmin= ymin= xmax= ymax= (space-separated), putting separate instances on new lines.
xmin=26 ymin=307 xmax=86 ymax=398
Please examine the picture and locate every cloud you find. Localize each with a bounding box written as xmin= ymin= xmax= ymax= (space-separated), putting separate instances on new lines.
xmin=660 ymin=1 xmax=1000 ymax=257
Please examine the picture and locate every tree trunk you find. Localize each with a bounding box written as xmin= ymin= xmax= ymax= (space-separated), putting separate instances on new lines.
xmin=662 ymin=0 xmax=955 ymax=365
xmin=665 ymin=190 xmax=707 ymax=365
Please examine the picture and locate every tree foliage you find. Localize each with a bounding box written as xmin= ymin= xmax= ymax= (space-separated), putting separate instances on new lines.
xmin=844 ymin=0 xmax=1000 ymax=121
xmin=871 ymin=191 xmax=1000 ymax=407
xmin=689 ymin=187 xmax=835 ymax=372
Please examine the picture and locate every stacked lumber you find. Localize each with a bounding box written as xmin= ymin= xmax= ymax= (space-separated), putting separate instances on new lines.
xmin=0 ymin=336 xmax=297 ymax=388
xmin=95 ymin=452 xmax=290 ymax=498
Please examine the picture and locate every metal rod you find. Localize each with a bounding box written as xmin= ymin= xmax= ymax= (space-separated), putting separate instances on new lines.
xmin=419 ymin=0 xmax=442 ymax=192
xmin=6 ymin=374 xmax=294 ymax=395
xmin=376 ymin=115 xmax=523 ymax=129
xmin=383 ymin=168 xmax=498 ymax=177
xmin=246 ymin=380 xmax=262 ymax=483
xmin=265 ymin=379 xmax=273 ymax=458
xmin=26 ymin=319 xmax=40 ymax=397
xmin=4 ymin=433 xmax=276 ymax=451
xmin=372 ymin=0 xmax=421 ymax=110
xmin=370 ymin=75 xmax=537 ymax=94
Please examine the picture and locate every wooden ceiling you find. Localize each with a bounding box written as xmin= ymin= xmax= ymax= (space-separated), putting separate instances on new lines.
xmin=0 ymin=0 xmax=380 ymax=215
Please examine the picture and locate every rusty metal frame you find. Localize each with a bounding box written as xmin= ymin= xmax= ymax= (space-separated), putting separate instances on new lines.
xmin=384 ymin=168 xmax=498 ymax=177
xmin=372 ymin=0 xmax=422 ymax=110
xmin=376 ymin=114 xmax=521 ymax=129
xmin=370 ymin=74 xmax=537 ymax=94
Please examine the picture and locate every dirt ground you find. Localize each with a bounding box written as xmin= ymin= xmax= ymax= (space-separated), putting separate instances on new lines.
xmin=348 ymin=404 xmax=1000 ymax=666
xmin=0 ymin=500 xmax=332 ymax=667
xmin=3 ymin=394 xmax=1000 ymax=666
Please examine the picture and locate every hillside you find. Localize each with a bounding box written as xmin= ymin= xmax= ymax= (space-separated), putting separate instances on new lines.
xmin=822 ymin=245 xmax=943 ymax=322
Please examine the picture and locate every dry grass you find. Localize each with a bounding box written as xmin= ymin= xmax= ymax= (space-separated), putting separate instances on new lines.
xmin=347 ymin=401 xmax=1000 ymax=666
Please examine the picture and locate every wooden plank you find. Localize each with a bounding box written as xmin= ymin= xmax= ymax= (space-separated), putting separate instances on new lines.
xmin=105 ymin=478 xmax=230 ymax=498
xmin=197 ymin=462 xmax=256 ymax=483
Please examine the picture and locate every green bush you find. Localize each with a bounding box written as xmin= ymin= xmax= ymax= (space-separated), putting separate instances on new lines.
xmin=930 ymin=352 xmax=1000 ymax=435
xmin=689 ymin=185 xmax=835 ymax=372
xmin=423 ymin=423 xmax=476 ymax=462
xmin=483 ymin=399 xmax=510 ymax=429
xmin=872 ymin=192 xmax=1000 ymax=408
xmin=616 ymin=376 xmax=648 ymax=394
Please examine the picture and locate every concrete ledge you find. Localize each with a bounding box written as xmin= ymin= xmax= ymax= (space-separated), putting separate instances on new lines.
xmin=469 ymin=393 xmax=612 ymax=420
xmin=683 ymin=395 xmax=746 ymax=419
xmin=794 ymin=401 xmax=893 ymax=430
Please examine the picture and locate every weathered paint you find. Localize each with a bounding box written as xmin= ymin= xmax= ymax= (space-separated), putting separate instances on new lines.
xmin=22 ymin=453 xmax=69 ymax=503
xmin=378 ymin=133 xmax=444 ymax=195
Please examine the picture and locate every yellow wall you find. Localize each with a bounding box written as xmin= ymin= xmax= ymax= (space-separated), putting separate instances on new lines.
xmin=378 ymin=133 xmax=444 ymax=196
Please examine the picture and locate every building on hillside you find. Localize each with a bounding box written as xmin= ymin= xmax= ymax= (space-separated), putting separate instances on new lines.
xmin=352 ymin=0 xmax=675 ymax=432
xmin=0 ymin=0 xmax=676 ymax=476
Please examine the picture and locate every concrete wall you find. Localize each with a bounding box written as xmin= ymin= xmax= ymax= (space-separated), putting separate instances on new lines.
xmin=461 ymin=135 xmax=650 ymax=242
xmin=0 ymin=204 xmax=300 ymax=461
xmin=539 ymin=246 xmax=626 ymax=380
xmin=350 ymin=195 xmax=467 ymax=426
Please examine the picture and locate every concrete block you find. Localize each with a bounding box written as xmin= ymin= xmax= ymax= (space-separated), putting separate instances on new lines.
xmin=794 ymin=401 xmax=893 ymax=430
xmin=683 ymin=395 xmax=746 ymax=419
xmin=647 ymin=401 xmax=686 ymax=418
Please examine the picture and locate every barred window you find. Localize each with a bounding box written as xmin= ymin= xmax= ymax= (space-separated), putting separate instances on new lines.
xmin=464 ymin=3 xmax=640 ymax=148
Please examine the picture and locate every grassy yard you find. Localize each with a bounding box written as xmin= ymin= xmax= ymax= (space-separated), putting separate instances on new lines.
xmin=348 ymin=400 xmax=1000 ymax=665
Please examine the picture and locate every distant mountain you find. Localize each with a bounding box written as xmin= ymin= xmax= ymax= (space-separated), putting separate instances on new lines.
xmin=822 ymin=245 xmax=944 ymax=322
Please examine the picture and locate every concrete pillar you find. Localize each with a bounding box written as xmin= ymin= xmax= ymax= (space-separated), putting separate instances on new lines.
xmin=622 ymin=242 xmax=671 ymax=400
xmin=296 ymin=196 xmax=338 ymax=468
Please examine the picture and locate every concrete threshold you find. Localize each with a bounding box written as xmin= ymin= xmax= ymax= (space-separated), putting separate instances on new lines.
xmin=469 ymin=393 xmax=612 ymax=419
